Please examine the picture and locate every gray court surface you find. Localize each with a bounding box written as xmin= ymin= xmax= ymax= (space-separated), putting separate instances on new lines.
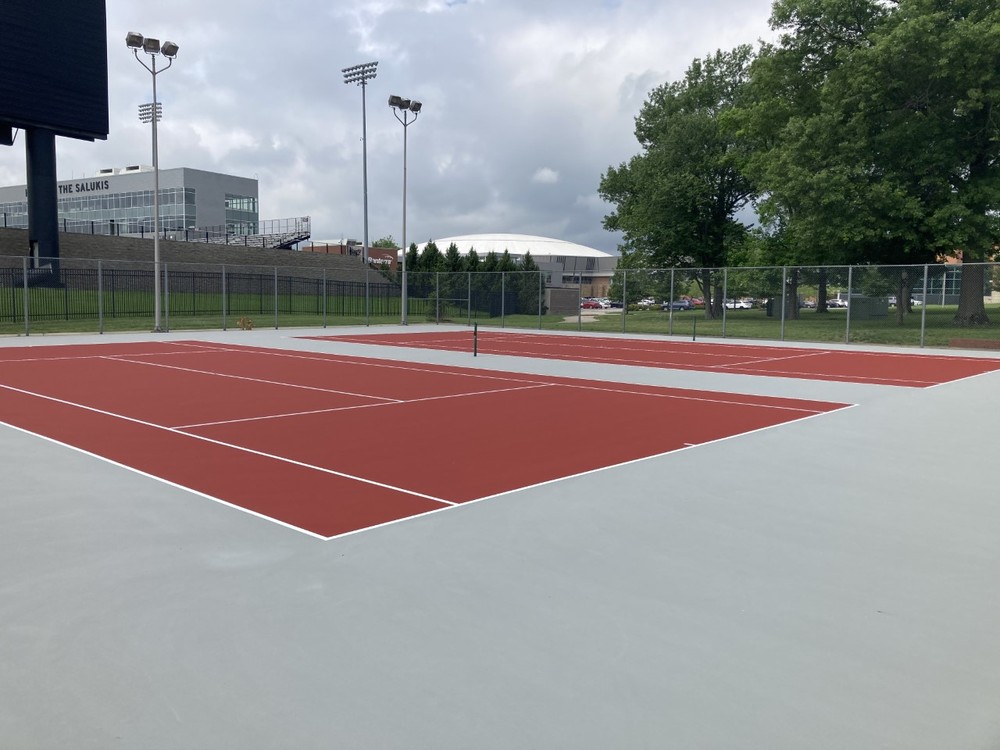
xmin=2 ymin=325 xmax=999 ymax=750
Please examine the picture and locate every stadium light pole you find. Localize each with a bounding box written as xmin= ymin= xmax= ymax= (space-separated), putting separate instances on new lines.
xmin=342 ymin=61 xmax=378 ymax=324
xmin=127 ymin=31 xmax=179 ymax=333
xmin=388 ymin=95 xmax=421 ymax=325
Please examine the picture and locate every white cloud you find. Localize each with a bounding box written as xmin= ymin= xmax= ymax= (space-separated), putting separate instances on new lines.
xmin=532 ymin=168 xmax=559 ymax=185
xmin=1 ymin=0 xmax=776 ymax=254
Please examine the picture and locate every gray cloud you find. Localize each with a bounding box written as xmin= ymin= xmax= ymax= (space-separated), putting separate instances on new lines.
xmin=0 ymin=0 xmax=776 ymax=253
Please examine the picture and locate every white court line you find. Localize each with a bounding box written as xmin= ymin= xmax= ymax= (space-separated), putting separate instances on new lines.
xmin=551 ymin=380 xmax=835 ymax=413
xmin=173 ymin=383 xmax=556 ymax=429
xmin=14 ymin=341 xmax=840 ymax=414
xmin=319 ymin=402 xmax=859 ymax=541
xmin=289 ymin=340 xmax=840 ymax=411
xmin=460 ymin=330 xmax=1000 ymax=364
xmin=0 ymin=382 xmax=455 ymax=507
xmin=243 ymin=342 xmax=835 ymax=412
xmin=715 ymin=350 xmax=831 ymax=367
xmin=924 ymin=367 xmax=1000 ymax=390
xmin=101 ymin=355 xmax=402 ymax=402
xmin=168 ymin=342 xmax=553 ymax=386
xmin=0 ymin=419 xmax=331 ymax=541
xmin=715 ymin=365 xmax=935 ymax=386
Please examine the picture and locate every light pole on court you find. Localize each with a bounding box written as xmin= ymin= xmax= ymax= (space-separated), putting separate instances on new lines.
xmin=388 ymin=95 xmax=421 ymax=325
xmin=127 ymin=31 xmax=179 ymax=333
xmin=342 ymin=61 xmax=378 ymax=323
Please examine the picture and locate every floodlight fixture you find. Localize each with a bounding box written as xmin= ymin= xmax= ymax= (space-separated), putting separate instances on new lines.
xmin=161 ymin=41 xmax=179 ymax=58
xmin=342 ymin=61 xmax=378 ymax=86
xmin=388 ymin=95 xmax=405 ymax=108
xmin=409 ymin=101 xmax=422 ymax=113
xmin=125 ymin=31 xmax=144 ymax=48
xmin=142 ymin=37 xmax=160 ymax=54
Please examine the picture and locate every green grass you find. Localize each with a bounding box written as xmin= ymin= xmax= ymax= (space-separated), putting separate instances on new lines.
xmin=538 ymin=304 xmax=1000 ymax=349
xmin=3 ymin=287 xmax=999 ymax=351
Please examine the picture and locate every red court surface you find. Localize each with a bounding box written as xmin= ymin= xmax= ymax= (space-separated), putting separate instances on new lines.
xmin=0 ymin=340 xmax=847 ymax=538
xmin=308 ymin=330 xmax=1000 ymax=387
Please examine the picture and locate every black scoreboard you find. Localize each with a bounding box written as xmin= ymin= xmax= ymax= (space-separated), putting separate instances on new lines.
xmin=0 ymin=0 xmax=109 ymax=141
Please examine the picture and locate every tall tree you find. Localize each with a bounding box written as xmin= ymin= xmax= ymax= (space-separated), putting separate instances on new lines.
xmin=443 ymin=242 xmax=464 ymax=273
xmin=600 ymin=46 xmax=756 ymax=318
xmin=743 ymin=0 xmax=1000 ymax=325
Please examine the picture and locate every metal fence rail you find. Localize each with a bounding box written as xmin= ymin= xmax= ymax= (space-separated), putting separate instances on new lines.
xmin=1 ymin=256 xmax=997 ymax=349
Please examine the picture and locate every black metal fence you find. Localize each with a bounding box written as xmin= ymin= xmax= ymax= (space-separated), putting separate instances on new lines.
xmin=2 ymin=256 xmax=998 ymax=350
xmin=0 ymin=257 xmax=401 ymax=332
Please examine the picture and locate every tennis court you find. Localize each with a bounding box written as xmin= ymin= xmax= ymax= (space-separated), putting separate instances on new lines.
xmin=0 ymin=339 xmax=846 ymax=538
xmin=310 ymin=329 xmax=1000 ymax=387
xmin=3 ymin=325 xmax=1000 ymax=750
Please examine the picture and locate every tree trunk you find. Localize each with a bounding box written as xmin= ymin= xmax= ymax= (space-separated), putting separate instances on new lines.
xmin=953 ymin=264 xmax=989 ymax=326
xmin=785 ymin=268 xmax=800 ymax=321
xmin=895 ymin=274 xmax=908 ymax=325
xmin=817 ymin=268 xmax=828 ymax=313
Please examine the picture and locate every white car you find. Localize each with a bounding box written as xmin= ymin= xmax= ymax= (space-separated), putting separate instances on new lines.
xmin=724 ymin=299 xmax=753 ymax=309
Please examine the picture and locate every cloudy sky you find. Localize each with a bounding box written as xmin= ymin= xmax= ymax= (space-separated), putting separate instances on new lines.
xmin=1 ymin=0 xmax=777 ymax=254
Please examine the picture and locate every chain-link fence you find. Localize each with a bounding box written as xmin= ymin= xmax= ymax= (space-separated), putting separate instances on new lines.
xmin=2 ymin=256 xmax=997 ymax=349
xmin=0 ymin=256 xmax=402 ymax=334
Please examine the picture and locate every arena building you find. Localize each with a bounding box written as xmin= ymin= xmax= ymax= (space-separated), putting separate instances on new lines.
xmin=417 ymin=233 xmax=618 ymax=297
xmin=0 ymin=165 xmax=259 ymax=237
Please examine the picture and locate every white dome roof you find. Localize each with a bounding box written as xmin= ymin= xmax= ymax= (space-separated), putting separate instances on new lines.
xmin=416 ymin=233 xmax=612 ymax=259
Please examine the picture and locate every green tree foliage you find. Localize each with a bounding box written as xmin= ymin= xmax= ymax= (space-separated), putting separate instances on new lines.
xmin=419 ymin=240 xmax=443 ymax=272
xmin=465 ymin=248 xmax=481 ymax=273
xmin=742 ymin=0 xmax=1000 ymax=325
xmin=443 ymin=242 xmax=464 ymax=273
xmin=600 ymin=46 xmax=756 ymax=318
xmin=411 ymin=243 xmax=546 ymax=317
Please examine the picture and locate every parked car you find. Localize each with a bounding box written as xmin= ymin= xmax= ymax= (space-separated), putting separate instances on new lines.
xmin=663 ymin=299 xmax=692 ymax=311
xmin=609 ymin=300 xmax=624 ymax=308
xmin=581 ymin=299 xmax=602 ymax=309
xmin=828 ymin=298 xmax=848 ymax=308
xmin=724 ymin=299 xmax=753 ymax=309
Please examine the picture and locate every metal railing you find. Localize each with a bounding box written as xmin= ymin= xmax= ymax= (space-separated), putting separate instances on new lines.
xmin=1 ymin=257 xmax=998 ymax=350
xmin=0 ymin=215 xmax=310 ymax=250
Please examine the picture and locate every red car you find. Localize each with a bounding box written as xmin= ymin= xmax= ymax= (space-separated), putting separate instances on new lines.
xmin=581 ymin=299 xmax=602 ymax=309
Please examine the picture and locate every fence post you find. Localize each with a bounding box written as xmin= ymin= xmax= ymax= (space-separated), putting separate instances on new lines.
xmin=780 ymin=266 xmax=787 ymax=341
xmin=322 ymin=268 xmax=328 ymax=328
xmin=365 ymin=265 xmax=370 ymax=327
xmin=163 ymin=262 xmax=170 ymax=332
xmin=722 ymin=267 xmax=729 ymax=338
xmin=578 ymin=273 xmax=583 ymax=331
xmin=501 ymin=272 xmax=506 ymax=328
xmin=22 ymin=256 xmax=29 ymax=336
xmin=845 ymin=265 xmax=854 ymax=344
xmin=97 ymin=260 xmax=104 ymax=334
xmin=436 ymin=272 xmax=441 ymax=324
xmin=222 ymin=264 xmax=227 ymax=331
xmin=538 ymin=270 xmax=543 ymax=329
xmin=621 ymin=268 xmax=628 ymax=333
xmin=274 ymin=267 xmax=279 ymax=329
xmin=920 ymin=264 xmax=929 ymax=348
xmin=467 ymin=271 xmax=472 ymax=326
